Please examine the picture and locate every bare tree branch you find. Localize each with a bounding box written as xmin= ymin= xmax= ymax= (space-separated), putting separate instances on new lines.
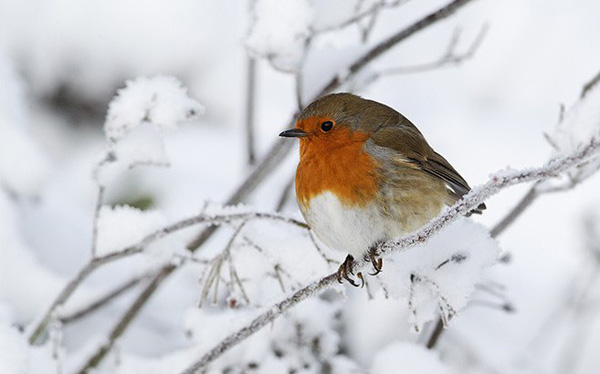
xmin=489 ymin=182 xmax=539 ymax=237
xmin=274 ymin=173 xmax=296 ymax=212
xmin=312 ymin=0 xmax=410 ymax=35
xmin=245 ymin=56 xmax=257 ymax=166
xmin=180 ymin=136 xmax=600 ymax=374
xmin=90 ymin=185 xmax=105 ymax=258
xmin=74 ymin=264 xmax=176 ymax=374
xmin=60 ymin=271 xmax=154 ymax=325
xmin=317 ymin=0 xmax=479 ymax=96
xmin=374 ymin=23 xmax=488 ymax=77
xmin=581 ymin=68 xmax=600 ymax=99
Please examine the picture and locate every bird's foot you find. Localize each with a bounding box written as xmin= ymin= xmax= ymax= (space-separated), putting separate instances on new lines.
xmin=337 ymin=255 xmax=364 ymax=288
xmin=367 ymin=246 xmax=383 ymax=276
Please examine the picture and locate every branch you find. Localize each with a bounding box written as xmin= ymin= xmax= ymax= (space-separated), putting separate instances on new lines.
xmin=373 ymin=23 xmax=488 ymax=77
xmin=180 ymin=137 xmax=600 ymax=373
xmin=489 ymin=182 xmax=539 ymax=237
xmin=312 ymin=0 xmax=410 ymax=35
xmin=317 ymin=0 xmax=479 ymax=96
xmin=244 ymin=56 xmax=257 ymax=166
xmin=90 ymin=185 xmax=105 ymax=257
xmin=581 ymin=68 xmax=600 ymax=99
xmin=59 ymin=271 xmax=153 ymax=325
xmin=74 ymin=264 xmax=176 ymax=374
xmin=27 ymin=210 xmax=308 ymax=344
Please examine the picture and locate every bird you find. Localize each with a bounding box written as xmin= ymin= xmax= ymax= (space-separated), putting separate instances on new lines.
xmin=279 ymin=93 xmax=484 ymax=287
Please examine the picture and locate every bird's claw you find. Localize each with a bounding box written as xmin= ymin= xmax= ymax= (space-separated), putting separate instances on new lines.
xmin=337 ymin=255 xmax=364 ymax=288
xmin=368 ymin=247 xmax=383 ymax=276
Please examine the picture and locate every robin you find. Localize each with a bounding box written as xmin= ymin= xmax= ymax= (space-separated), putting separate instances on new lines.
xmin=280 ymin=93 xmax=484 ymax=287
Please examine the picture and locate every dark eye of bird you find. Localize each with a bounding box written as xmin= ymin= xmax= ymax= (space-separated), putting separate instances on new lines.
xmin=321 ymin=121 xmax=333 ymax=132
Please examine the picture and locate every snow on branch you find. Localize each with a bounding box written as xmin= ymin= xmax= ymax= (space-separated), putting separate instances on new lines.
xmin=27 ymin=209 xmax=308 ymax=345
xmin=96 ymin=75 xmax=204 ymax=186
xmin=180 ymin=135 xmax=600 ymax=374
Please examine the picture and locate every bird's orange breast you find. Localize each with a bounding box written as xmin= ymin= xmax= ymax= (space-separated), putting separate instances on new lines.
xmin=295 ymin=127 xmax=379 ymax=208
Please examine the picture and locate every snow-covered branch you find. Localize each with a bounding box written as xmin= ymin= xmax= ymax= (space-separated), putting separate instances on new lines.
xmin=27 ymin=210 xmax=308 ymax=344
xmin=180 ymin=135 xmax=600 ymax=374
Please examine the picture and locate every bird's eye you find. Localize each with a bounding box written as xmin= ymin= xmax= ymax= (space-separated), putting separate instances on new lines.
xmin=321 ymin=121 xmax=334 ymax=132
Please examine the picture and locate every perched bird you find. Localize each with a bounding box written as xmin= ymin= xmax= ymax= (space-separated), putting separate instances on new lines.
xmin=280 ymin=93 xmax=484 ymax=286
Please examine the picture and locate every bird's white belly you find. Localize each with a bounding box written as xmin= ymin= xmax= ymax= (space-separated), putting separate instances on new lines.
xmin=301 ymin=191 xmax=404 ymax=258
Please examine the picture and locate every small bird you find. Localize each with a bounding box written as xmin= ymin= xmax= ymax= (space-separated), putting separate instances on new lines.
xmin=280 ymin=93 xmax=484 ymax=286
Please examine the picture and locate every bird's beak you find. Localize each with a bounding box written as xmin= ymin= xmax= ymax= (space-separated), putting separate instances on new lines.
xmin=279 ymin=128 xmax=309 ymax=138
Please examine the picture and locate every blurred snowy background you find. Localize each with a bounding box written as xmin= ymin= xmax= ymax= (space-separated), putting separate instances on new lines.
xmin=1 ymin=0 xmax=600 ymax=373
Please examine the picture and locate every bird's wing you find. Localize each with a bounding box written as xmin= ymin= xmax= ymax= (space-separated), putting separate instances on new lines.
xmin=370 ymin=119 xmax=485 ymax=213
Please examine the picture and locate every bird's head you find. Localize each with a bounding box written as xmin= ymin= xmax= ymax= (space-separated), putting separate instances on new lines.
xmin=279 ymin=93 xmax=398 ymax=159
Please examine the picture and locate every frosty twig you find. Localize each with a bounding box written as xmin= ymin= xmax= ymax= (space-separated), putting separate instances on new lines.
xmin=317 ymin=0 xmax=478 ymax=96
xmin=180 ymin=136 xmax=600 ymax=374
xmin=27 ymin=210 xmax=308 ymax=345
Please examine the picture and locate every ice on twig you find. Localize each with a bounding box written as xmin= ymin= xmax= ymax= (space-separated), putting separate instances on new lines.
xmin=96 ymin=76 xmax=203 ymax=185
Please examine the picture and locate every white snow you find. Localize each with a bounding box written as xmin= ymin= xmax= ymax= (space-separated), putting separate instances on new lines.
xmin=0 ymin=54 xmax=50 ymax=196
xmin=96 ymin=205 xmax=167 ymax=256
xmin=0 ymin=191 xmax=64 ymax=324
xmin=246 ymin=0 xmax=315 ymax=72
xmin=96 ymin=75 xmax=203 ymax=186
xmin=105 ymin=76 xmax=203 ymax=142
xmin=376 ymin=218 xmax=500 ymax=331
xmin=548 ymin=81 xmax=600 ymax=183
xmin=371 ymin=341 xmax=449 ymax=374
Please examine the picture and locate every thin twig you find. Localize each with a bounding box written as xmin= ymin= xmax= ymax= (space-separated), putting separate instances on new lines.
xmin=28 ymin=210 xmax=308 ymax=344
xmin=312 ymin=0 xmax=410 ymax=35
xmin=245 ymin=56 xmax=257 ymax=166
xmin=59 ymin=272 xmax=153 ymax=325
xmin=181 ymin=136 xmax=600 ymax=373
xmin=275 ymin=173 xmax=296 ymax=212
xmin=74 ymin=263 xmax=176 ymax=374
xmin=374 ymin=23 xmax=488 ymax=76
xmin=317 ymin=0 xmax=479 ymax=96
xmin=580 ymin=68 xmax=600 ymax=99
xmin=90 ymin=185 xmax=105 ymax=258
xmin=242 ymin=236 xmax=303 ymax=290
xmin=490 ymin=182 xmax=540 ymax=237
xmin=199 ymin=223 xmax=248 ymax=307
xmin=309 ymin=231 xmax=338 ymax=266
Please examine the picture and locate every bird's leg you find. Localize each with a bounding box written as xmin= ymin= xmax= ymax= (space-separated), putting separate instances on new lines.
xmin=367 ymin=245 xmax=383 ymax=276
xmin=337 ymin=255 xmax=363 ymax=288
